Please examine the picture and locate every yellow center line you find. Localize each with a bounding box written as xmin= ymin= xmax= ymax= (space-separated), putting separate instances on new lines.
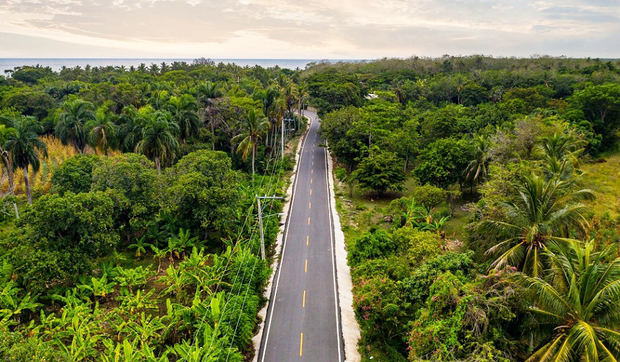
xmin=305 ymin=259 xmax=308 ymax=272
xmin=309 ymin=202 xmax=312 ymax=209
xmin=307 ymin=217 xmax=311 ymax=225
xmin=310 ymin=178 xmax=313 ymax=184
xmin=302 ymin=289 xmax=306 ymax=308
xmin=311 ymin=169 xmax=314 ymax=174
xmin=312 ymin=161 xmax=314 ymax=166
xmin=299 ymin=333 xmax=304 ymax=357
xmin=310 ymin=189 xmax=312 ymax=196
xmin=306 ymin=235 xmax=309 ymax=246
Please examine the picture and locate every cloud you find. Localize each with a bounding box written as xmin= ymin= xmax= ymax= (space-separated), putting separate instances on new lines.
xmin=0 ymin=0 xmax=618 ymax=58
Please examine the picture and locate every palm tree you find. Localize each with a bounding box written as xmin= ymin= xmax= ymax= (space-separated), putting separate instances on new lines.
xmin=519 ymin=241 xmax=620 ymax=360
xmin=5 ymin=116 xmax=47 ymax=204
xmin=135 ymin=111 xmax=179 ymax=173
xmin=231 ymin=109 xmax=269 ymax=176
xmin=483 ymin=173 xmax=594 ymax=277
xmin=0 ymin=124 xmax=19 ymax=217
xmin=540 ymin=133 xmax=584 ymax=181
xmin=196 ymin=82 xmax=222 ymax=108
xmin=167 ymin=94 xmax=199 ymax=142
xmin=118 ymin=105 xmax=143 ymax=153
xmin=56 ymin=99 xmax=95 ymax=154
xmin=86 ymin=106 xmax=117 ymax=155
xmin=196 ymin=82 xmax=223 ymax=148
xmin=465 ymin=135 xmax=490 ymax=186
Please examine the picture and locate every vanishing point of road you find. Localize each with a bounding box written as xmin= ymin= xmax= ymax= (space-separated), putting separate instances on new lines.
xmin=258 ymin=110 xmax=344 ymax=361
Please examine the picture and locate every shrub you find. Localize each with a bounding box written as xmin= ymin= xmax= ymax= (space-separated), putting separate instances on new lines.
xmin=51 ymin=154 xmax=100 ymax=194
xmin=352 ymin=151 xmax=405 ymax=194
xmin=392 ymin=228 xmax=442 ymax=264
xmin=348 ymin=229 xmax=398 ymax=266
xmin=412 ymin=184 xmax=447 ymax=209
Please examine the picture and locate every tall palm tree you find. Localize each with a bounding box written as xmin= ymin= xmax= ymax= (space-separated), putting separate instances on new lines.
xmin=196 ymin=82 xmax=223 ymax=148
xmin=483 ymin=173 xmax=594 ymax=277
xmin=5 ymin=116 xmax=47 ymax=204
xmin=167 ymin=94 xmax=199 ymax=143
xmin=0 ymin=124 xmax=19 ymax=217
xmin=196 ymin=82 xmax=222 ymax=108
xmin=118 ymin=105 xmax=143 ymax=153
xmin=86 ymin=106 xmax=118 ymax=155
xmin=519 ymin=241 xmax=620 ymax=360
xmin=231 ymin=109 xmax=269 ymax=176
xmin=465 ymin=135 xmax=491 ymax=186
xmin=135 ymin=111 xmax=179 ymax=173
xmin=56 ymin=99 xmax=95 ymax=154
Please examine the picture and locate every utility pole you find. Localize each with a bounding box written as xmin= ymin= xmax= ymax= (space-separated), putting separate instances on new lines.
xmin=281 ymin=116 xmax=284 ymax=160
xmin=256 ymin=195 xmax=285 ymax=259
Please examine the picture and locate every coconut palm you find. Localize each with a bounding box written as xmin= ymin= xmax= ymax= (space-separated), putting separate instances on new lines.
xmin=231 ymin=109 xmax=269 ymax=176
xmin=0 ymin=124 xmax=18 ymax=217
xmin=196 ymin=82 xmax=223 ymax=108
xmin=5 ymin=116 xmax=47 ymax=204
xmin=465 ymin=135 xmax=491 ymax=186
xmin=167 ymin=94 xmax=199 ymax=142
xmin=519 ymin=241 xmax=620 ymax=360
xmin=86 ymin=106 xmax=118 ymax=155
xmin=540 ymin=133 xmax=584 ymax=181
xmin=483 ymin=173 xmax=594 ymax=277
xmin=56 ymin=99 xmax=95 ymax=153
xmin=135 ymin=111 xmax=179 ymax=173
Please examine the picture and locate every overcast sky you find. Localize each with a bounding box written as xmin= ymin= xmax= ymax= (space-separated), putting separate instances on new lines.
xmin=1 ymin=0 xmax=618 ymax=59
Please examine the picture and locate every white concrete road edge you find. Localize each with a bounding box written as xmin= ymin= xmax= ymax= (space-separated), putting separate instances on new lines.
xmin=326 ymin=144 xmax=362 ymax=362
xmin=251 ymin=122 xmax=307 ymax=362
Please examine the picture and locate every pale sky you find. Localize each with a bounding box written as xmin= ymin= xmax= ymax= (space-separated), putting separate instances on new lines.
xmin=0 ymin=0 xmax=619 ymax=58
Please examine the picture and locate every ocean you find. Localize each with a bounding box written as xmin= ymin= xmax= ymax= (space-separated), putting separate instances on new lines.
xmin=0 ymin=58 xmax=363 ymax=74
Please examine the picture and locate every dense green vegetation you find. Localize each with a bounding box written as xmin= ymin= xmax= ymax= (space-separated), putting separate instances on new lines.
xmin=313 ymin=56 xmax=620 ymax=360
xmin=0 ymin=61 xmax=307 ymax=360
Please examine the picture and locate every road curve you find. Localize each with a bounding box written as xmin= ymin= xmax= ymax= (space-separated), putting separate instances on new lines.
xmin=258 ymin=110 xmax=343 ymax=361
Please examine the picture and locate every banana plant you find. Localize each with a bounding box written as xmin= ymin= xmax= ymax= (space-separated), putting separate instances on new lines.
xmin=78 ymin=274 xmax=116 ymax=300
xmin=117 ymin=289 xmax=158 ymax=314
xmin=128 ymin=235 xmax=154 ymax=258
xmin=102 ymin=339 xmax=142 ymax=362
xmin=166 ymin=229 xmax=200 ymax=261
xmin=57 ymin=316 xmax=101 ymax=360
xmin=161 ymin=264 xmax=190 ymax=301
xmin=126 ymin=312 xmax=165 ymax=345
xmin=0 ymin=281 xmax=41 ymax=325
xmin=150 ymin=245 xmax=169 ymax=273
xmin=114 ymin=266 xmax=152 ymax=293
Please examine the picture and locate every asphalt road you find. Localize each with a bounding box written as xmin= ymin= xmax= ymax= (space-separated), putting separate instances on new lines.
xmin=258 ymin=110 xmax=343 ymax=361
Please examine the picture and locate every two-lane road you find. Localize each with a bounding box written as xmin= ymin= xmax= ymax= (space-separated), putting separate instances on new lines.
xmin=259 ymin=110 xmax=343 ymax=361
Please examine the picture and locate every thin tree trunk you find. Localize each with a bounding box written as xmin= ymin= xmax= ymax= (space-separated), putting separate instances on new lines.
xmin=8 ymin=167 xmax=18 ymax=218
xmin=252 ymin=143 xmax=256 ymax=177
xmin=155 ymin=156 xmax=161 ymax=174
xmin=23 ymin=167 xmax=32 ymax=205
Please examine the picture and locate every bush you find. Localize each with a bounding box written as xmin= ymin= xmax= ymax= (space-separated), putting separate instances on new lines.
xmin=348 ymin=229 xmax=398 ymax=266
xmin=92 ymin=153 xmax=160 ymax=237
xmin=392 ymin=228 xmax=442 ymax=264
xmin=20 ymin=191 xmax=119 ymax=256
xmin=13 ymin=191 xmax=120 ymax=293
xmin=412 ymin=184 xmax=447 ymax=209
xmin=51 ymin=154 xmax=100 ymax=194
xmin=165 ymin=150 xmax=241 ymax=240
xmin=353 ymin=151 xmax=405 ymax=194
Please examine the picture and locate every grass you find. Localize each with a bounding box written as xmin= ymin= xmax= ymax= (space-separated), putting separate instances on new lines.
xmin=581 ymin=151 xmax=620 ymax=219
